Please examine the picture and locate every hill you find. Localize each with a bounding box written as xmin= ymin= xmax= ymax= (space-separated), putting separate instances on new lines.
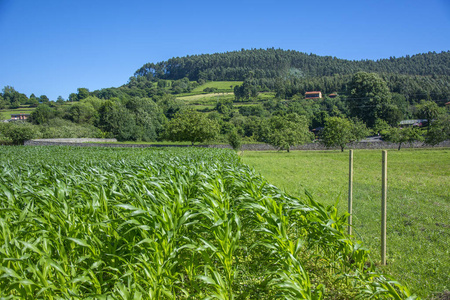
xmin=134 ymin=48 xmax=450 ymax=81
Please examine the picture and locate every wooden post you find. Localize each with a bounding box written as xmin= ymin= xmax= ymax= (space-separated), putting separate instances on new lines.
xmin=381 ymin=150 xmax=387 ymax=265
xmin=348 ymin=149 xmax=353 ymax=235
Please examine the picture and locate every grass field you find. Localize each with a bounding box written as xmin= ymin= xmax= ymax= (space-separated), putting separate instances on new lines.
xmin=176 ymin=93 xmax=234 ymax=104
xmin=192 ymin=81 xmax=242 ymax=93
xmin=0 ymin=107 xmax=35 ymax=120
xmin=242 ymin=148 xmax=450 ymax=299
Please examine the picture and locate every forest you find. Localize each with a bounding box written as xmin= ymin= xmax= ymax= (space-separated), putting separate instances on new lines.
xmin=0 ymin=49 xmax=449 ymax=149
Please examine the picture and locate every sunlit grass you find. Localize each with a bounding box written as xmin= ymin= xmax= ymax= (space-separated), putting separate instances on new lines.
xmin=242 ymin=148 xmax=450 ymax=299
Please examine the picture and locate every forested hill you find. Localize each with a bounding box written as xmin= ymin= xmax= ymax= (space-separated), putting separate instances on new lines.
xmin=134 ymin=48 xmax=450 ymax=81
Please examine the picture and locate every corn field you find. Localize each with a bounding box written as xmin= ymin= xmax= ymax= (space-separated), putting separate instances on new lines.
xmin=0 ymin=146 xmax=417 ymax=299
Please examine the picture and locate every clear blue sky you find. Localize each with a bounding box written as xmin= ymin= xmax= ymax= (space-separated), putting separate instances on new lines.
xmin=1 ymin=0 xmax=449 ymax=100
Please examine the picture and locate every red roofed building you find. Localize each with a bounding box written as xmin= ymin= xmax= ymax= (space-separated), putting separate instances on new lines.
xmin=305 ymin=91 xmax=322 ymax=99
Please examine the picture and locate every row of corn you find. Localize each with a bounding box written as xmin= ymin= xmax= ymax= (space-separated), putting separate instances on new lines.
xmin=0 ymin=146 xmax=417 ymax=299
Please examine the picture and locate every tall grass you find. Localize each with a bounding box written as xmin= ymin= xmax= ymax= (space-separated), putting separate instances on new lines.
xmin=0 ymin=146 xmax=417 ymax=299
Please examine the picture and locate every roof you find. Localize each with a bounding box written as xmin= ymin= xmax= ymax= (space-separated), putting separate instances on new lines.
xmin=399 ymin=119 xmax=427 ymax=125
xmin=305 ymin=91 xmax=321 ymax=94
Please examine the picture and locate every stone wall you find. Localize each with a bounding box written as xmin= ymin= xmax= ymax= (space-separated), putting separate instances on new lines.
xmin=24 ymin=139 xmax=450 ymax=150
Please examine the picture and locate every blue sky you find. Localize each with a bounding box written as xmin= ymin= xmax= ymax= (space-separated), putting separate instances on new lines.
xmin=1 ymin=0 xmax=449 ymax=100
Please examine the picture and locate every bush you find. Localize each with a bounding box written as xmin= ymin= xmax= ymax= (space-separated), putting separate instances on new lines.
xmin=0 ymin=122 xmax=39 ymax=145
xmin=228 ymin=130 xmax=242 ymax=151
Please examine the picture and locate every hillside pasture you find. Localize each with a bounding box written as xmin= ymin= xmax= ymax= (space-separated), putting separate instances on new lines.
xmin=242 ymin=148 xmax=450 ymax=299
xmin=192 ymin=81 xmax=242 ymax=92
xmin=0 ymin=107 xmax=35 ymax=120
xmin=176 ymin=92 xmax=234 ymax=104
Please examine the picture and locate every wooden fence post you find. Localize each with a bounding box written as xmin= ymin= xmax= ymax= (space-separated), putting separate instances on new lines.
xmin=381 ymin=150 xmax=387 ymax=265
xmin=348 ymin=149 xmax=353 ymax=235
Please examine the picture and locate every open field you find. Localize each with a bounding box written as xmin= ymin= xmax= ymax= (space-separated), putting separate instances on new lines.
xmin=176 ymin=93 xmax=234 ymax=105
xmin=242 ymin=148 xmax=450 ymax=299
xmin=192 ymin=81 xmax=242 ymax=92
xmin=0 ymin=107 xmax=35 ymax=120
xmin=0 ymin=146 xmax=417 ymax=299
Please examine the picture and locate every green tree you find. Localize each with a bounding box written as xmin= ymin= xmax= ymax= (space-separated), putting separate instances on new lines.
xmin=228 ymin=129 xmax=242 ymax=151
xmin=39 ymin=95 xmax=50 ymax=104
xmin=165 ymin=109 xmax=219 ymax=145
xmin=77 ymin=88 xmax=90 ymax=101
xmin=124 ymin=97 xmax=167 ymax=141
xmin=69 ymin=93 xmax=78 ymax=102
xmin=97 ymin=101 xmax=138 ymax=141
xmin=56 ymin=96 xmax=65 ymax=105
xmin=348 ymin=72 xmax=392 ymax=127
xmin=30 ymin=104 xmax=55 ymax=125
xmin=415 ymin=100 xmax=443 ymax=131
xmin=383 ymin=126 xmax=424 ymax=150
xmin=425 ymin=113 xmax=450 ymax=146
xmin=215 ymin=98 xmax=234 ymax=115
xmin=321 ymin=117 xmax=368 ymax=152
xmin=66 ymin=102 xmax=98 ymax=124
xmin=0 ymin=95 xmax=7 ymax=110
xmin=265 ymin=113 xmax=313 ymax=152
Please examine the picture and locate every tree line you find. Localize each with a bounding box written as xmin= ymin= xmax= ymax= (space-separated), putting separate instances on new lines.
xmin=1 ymin=72 xmax=449 ymax=151
xmin=134 ymin=48 xmax=450 ymax=81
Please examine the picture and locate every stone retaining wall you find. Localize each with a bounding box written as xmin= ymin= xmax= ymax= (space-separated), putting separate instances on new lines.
xmin=24 ymin=139 xmax=450 ymax=150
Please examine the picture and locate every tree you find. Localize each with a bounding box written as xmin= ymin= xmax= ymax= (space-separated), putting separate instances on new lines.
xmin=66 ymin=102 xmax=98 ymax=124
xmin=425 ymin=113 xmax=450 ymax=146
xmin=97 ymin=101 xmax=138 ymax=141
xmin=56 ymin=96 xmax=65 ymax=105
xmin=265 ymin=113 xmax=314 ymax=152
xmin=415 ymin=100 xmax=443 ymax=131
xmin=383 ymin=126 xmax=424 ymax=150
xmin=124 ymin=97 xmax=167 ymax=141
xmin=69 ymin=93 xmax=78 ymax=103
xmin=348 ymin=72 xmax=392 ymax=127
xmin=320 ymin=117 xmax=368 ymax=152
xmin=39 ymin=95 xmax=50 ymax=104
xmin=165 ymin=109 xmax=219 ymax=145
xmin=228 ymin=129 xmax=242 ymax=151
xmin=215 ymin=98 xmax=233 ymax=115
xmin=0 ymin=95 xmax=7 ymax=110
xmin=77 ymin=88 xmax=90 ymax=101
xmin=30 ymin=104 xmax=55 ymax=125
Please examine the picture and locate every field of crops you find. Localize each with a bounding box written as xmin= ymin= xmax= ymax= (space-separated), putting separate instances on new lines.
xmin=0 ymin=146 xmax=417 ymax=299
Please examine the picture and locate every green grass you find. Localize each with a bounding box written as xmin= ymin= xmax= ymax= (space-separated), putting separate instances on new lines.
xmin=192 ymin=81 xmax=242 ymax=92
xmin=242 ymin=148 xmax=450 ymax=299
xmin=0 ymin=108 xmax=35 ymax=120
xmin=176 ymin=93 xmax=234 ymax=105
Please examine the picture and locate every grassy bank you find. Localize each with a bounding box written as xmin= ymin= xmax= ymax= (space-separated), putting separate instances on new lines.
xmin=242 ymin=148 xmax=450 ymax=299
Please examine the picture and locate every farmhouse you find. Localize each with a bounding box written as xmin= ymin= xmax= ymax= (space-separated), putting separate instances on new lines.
xmin=10 ymin=113 xmax=30 ymax=120
xmin=305 ymin=91 xmax=322 ymax=99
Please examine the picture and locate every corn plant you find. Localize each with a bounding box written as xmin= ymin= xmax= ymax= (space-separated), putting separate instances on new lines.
xmin=0 ymin=146 xmax=418 ymax=299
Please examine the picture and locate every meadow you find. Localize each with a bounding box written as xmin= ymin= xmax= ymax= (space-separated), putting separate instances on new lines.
xmin=191 ymin=81 xmax=242 ymax=93
xmin=242 ymin=148 xmax=450 ymax=299
xmin=0 ymin=108 xmax=35 ymax=120
xmin=0 ymin=146 xmax=417 ymax=299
